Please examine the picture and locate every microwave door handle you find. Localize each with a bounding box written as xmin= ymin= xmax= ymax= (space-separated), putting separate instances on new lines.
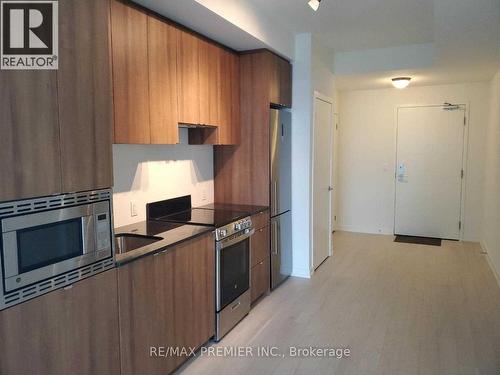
xmin=81 ymin=216 xmax=96 ymax=255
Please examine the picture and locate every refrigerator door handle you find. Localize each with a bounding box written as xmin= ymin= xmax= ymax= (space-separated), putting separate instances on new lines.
xmin=277 ymin=219 xmax=281 ymax=255
xmin=273 ymin=181 xmax=278 ymax=216
xmin=272 ymin=220 xmax=279 ymax=255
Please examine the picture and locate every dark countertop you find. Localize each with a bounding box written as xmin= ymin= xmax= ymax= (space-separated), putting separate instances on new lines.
xmin=114 ymin=221 xmax=214 ymax=266
xmin=197 ymin=202 xmax=269 ymax=216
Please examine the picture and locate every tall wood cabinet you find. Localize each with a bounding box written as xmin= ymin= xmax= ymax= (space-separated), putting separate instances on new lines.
xmin=118 ymin=233 xmax=214 ymax=375
xmin=0 ymin=0 xmax=114 ymax=202
xmin=214 ymin=50 xmax=293 ymax=206
xmin=0 ymin=270 xmax=120 ymax=375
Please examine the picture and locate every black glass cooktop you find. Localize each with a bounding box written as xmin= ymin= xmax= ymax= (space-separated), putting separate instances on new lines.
xmin=146 ymin=196 xmax=251 ymax=227
xmin=154 ymin=208 xmax=249 ymax=227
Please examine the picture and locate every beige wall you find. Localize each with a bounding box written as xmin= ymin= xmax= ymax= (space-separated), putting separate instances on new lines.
xmin=482 ymin=70 xmax=500 ymax=277
xmin=338 ymin=82 xmax=490 ymax=241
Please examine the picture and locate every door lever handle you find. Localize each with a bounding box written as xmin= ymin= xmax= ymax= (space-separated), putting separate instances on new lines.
xmin=328 ymin=186 xmax=334 ymax=191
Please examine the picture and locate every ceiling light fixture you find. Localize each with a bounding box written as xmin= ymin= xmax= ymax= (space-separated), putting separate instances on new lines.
xmin=391 ymin=77 xmax=411 ymax=89
xmin=308 ymin=0 xmax=321 ymax=11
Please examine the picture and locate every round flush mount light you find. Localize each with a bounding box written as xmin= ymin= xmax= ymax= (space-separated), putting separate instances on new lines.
xmin=391 ymin=77 xmax=411 ymax=89
xmin=308 ymin=0 xmax=321 ymax=11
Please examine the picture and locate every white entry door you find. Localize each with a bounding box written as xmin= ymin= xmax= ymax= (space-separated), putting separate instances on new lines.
xmin=395 ymin=105 xmax=466 ymax=240
xmin=312 ymin=95 xmax=334 ymax=270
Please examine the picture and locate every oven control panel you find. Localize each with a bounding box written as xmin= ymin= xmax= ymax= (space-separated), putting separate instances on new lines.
xmin=216 ymin=217 xmax=252 ymax=241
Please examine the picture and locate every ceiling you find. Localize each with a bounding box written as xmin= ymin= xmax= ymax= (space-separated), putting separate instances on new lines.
xmin=134 ymin=0 xmax=500 ymax=90
xmin=245 ymin=0 xmax=436 ymax=52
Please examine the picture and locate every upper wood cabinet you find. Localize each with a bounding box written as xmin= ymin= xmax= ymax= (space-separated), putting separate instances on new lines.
xmin=219 ymin=50 xmax=241 ymax=145
xmin=267 ymin=53 xmax=292 ymax=108
xmin=110 ymin=0 xmax=150 ymax=144
xmin=199 ymin=39 xmax=220 ymax=126
xmin=177 ymin=30 xmax=201 ymax=126
xmin=0 ymin=270 xmax=120 ymax=375
xmin=148 ymin=16 xmax=180 ymax=144
xmin=59 ymin=0 xmax=114 ymax=192
xmin=0 ymin=71 xmax=61 ymax=202
xmin=178 ymin=32 xmax=222 ymax=128
xmin=278 ymin=57 xmax=293 ymax=108
xmin=118 ymin=233 xmax=214 ymax=375
xmin=109 ymin=1 xmax=242 ymax=145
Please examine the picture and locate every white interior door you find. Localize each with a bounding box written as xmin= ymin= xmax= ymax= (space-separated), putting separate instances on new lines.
xmin=312 ymin=96 xmax=334 ymax=270
xmin=395 ymin=105 xmax=466 ymax=240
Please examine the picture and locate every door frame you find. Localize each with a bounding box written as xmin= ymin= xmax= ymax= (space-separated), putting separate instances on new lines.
xmin=393 ymin=103 xmax=470 ymax=240
xmin=310 ymin=91 xmax=335 ymax=272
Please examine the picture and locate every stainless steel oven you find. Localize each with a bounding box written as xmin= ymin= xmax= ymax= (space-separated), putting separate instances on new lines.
xmin=0 ymin=189 xmax=115 ymax=310
xmin=215 ymin=217 xmax=254 ymax=341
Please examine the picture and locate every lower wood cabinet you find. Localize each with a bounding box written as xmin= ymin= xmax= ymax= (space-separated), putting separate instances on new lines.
xmin=251 ymin=256 xmax=270 ymax=303
xmin=118 ymin=233 xmax=214 ymax=375
xmin=250 ymin=210 xmax=270 ymax=304
xmin=251 ymin=225 xmax=270 ymax=268
xmin=0 ymin=270 xmax=120 ymax=375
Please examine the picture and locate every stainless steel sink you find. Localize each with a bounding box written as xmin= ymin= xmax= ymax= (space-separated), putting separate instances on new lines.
xmin=114 ymin=233 xmax=163 ymax=254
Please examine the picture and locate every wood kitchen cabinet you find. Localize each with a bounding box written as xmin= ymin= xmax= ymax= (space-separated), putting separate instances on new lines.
xmin=251 ymin=225 xmax=271 ymax=268
xmin=109 ymin=1 xmax=242 ymax=145
xmin=266 ymin=52 xmax=292 ymax=108
xmin=118 ymin=233 xmax=214 ymax=375
xmin=0 ymin=71 xmax=61 ymax=201
xmin=278 ymin=57 xmax=293 ymax=108
xmin=110 ymin=0 xmax=150 ymax=144
xmin=250 ymin=210 xmax=270 ymax=303
xmin=219 ymin=50 xmax=241 ymax=145
xmin=0 ymin=0 xmax=114 ymax=202
xmin=0 ymin=270 xmax=120 ymax=375
xmin=148 ymin=15 xmax=180 ymax=144
xmin=199 ymin=39 xmax=220 ymax=126
xmin=214 ymin=50 xmax=292 ymax=205
xmin=177 ymin=30 xmax=201 ymax=126
xmin=59 ymin=0 xmax=114 ymax=192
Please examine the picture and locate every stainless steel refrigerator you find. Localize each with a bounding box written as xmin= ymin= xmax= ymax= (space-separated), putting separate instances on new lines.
xmin=270 ymin=108 xmax=292 ymax=289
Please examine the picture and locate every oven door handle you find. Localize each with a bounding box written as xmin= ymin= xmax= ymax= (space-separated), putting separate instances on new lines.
xmin=217 ymin=229 xmax=255 ymax=250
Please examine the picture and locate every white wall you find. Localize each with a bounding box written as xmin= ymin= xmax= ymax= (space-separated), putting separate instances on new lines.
xmin=291 ymin=34 xmax=337 ymax=278
xmin=338 ymin=82 xmax=490 ymax=241
xmin=482 ymin=70 xmax=500 ymax=277
xmin=112 ymin=142 xmax=214 ymax=228
xmin=291 ymin=34 xmax=313 ymax=278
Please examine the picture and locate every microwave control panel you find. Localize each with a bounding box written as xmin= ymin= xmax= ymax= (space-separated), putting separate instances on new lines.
xmin=94 ymin=200 xmax=112 ymax=253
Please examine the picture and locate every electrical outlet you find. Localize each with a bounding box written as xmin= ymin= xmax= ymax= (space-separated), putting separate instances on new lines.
xmin=130 ymin=201 xmax=138 ymax=217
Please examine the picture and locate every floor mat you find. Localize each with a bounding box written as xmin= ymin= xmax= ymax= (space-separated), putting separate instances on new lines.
xmin=394 ymin=235 xmax=442 ymax=246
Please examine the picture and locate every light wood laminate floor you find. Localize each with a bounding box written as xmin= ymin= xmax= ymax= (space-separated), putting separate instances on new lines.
xmin=178 ymin=232 xmax=500 ymax=375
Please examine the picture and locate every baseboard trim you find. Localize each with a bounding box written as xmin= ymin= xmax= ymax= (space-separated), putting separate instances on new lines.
xmin=336 ymin=224 xmax=393 ymax=236
xmin=480 ymin=241 xmax=500 ymax=288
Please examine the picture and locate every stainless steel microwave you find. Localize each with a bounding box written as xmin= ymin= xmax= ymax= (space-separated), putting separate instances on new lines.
xmin=0 ymin=189 xmax=115 ymax=310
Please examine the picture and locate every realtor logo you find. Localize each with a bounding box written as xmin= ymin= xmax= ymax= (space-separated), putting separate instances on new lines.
xmin=1 ymin=1 xmax=58 ymax=69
